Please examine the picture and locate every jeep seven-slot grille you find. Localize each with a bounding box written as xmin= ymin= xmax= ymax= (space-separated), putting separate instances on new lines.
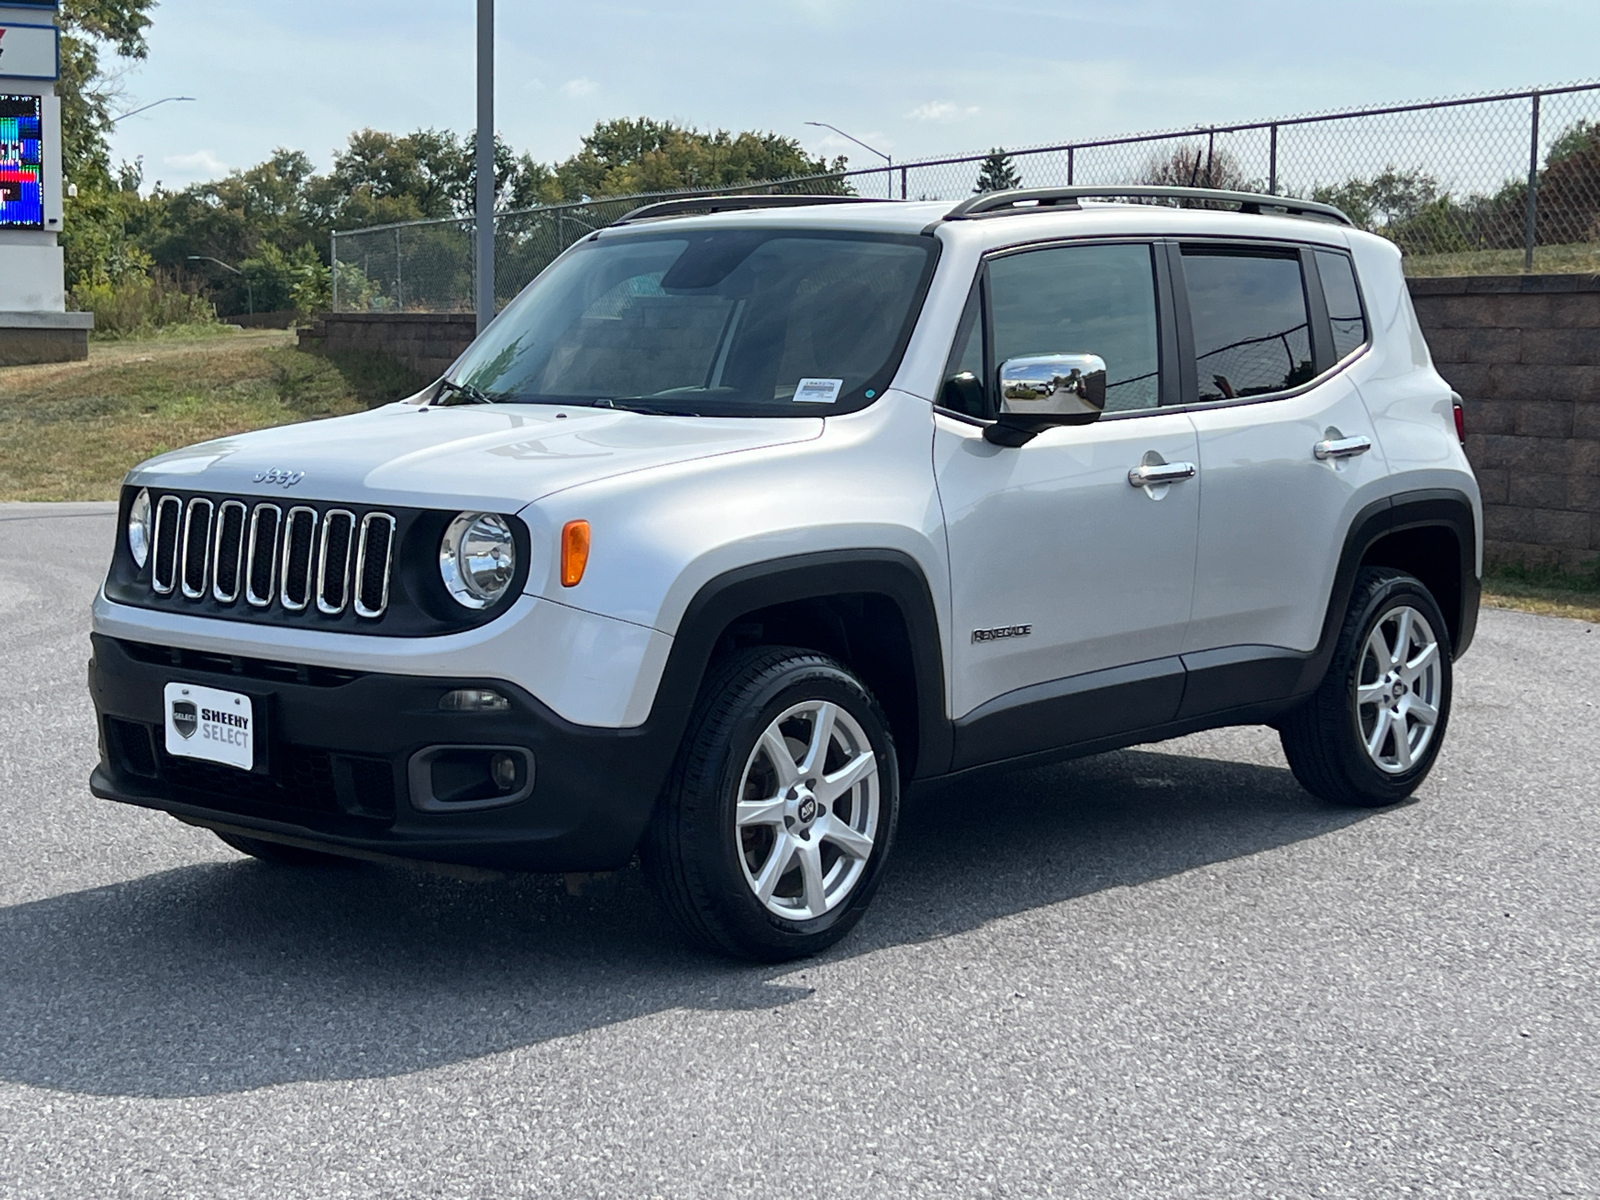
xmin=143 ymin=493 xmax=396 ymax=619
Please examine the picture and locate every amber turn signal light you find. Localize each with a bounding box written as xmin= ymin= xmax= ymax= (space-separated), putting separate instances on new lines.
xmin=561 ymin=520 xmax=590 ymax=587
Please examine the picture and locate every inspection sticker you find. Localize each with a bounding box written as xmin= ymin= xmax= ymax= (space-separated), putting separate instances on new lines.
xmin=794 ymin=377 xmax=844 ymax=404
xmin=164 ymin=682 xmax=254 ymax=771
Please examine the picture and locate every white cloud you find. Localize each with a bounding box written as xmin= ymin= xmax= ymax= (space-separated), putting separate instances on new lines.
xmin=561 ymin=78 xmax=598 ymax=99
xmin=906 ymin=102 xmax=980 ymax=123
xmin=162 ymin=150 xmax=229 ymax=175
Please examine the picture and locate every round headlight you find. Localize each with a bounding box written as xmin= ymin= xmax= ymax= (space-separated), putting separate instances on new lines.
xmin=127 ymin=488 xmax=152 ymax=569
xmin=440 ymin=512 xmax=516 ymax=609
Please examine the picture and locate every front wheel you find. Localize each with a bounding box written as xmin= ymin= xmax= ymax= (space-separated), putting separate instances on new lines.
xmin=642 ymin=647 xmax=900 ymax=962
xmin=1280 ymin=568 xmax=1453 ymax=808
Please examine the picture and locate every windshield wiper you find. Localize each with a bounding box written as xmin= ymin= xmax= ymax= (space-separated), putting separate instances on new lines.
xmin=590 ymin=397 xmax=700 ymax=418
xmin=433 ymin=379 xmax=496 ymax=406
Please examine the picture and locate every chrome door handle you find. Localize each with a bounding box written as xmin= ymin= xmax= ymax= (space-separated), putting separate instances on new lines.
xmin=1314 ymin=435 xmax=1372 ymax=460
xmin=1127 ymin=461 xmax=1197 ymax=487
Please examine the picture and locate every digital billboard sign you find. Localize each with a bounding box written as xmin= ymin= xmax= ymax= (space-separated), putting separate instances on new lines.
xmin=0 ymin=94 xmax=43 ymax=229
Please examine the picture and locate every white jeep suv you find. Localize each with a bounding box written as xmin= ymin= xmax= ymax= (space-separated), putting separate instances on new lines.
xmin=89 ymin=187 xmax=1480 ymax=961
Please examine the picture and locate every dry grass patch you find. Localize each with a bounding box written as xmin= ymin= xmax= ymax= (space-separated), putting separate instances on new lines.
xmin=0 ymin=331 xmax=423 ymax=501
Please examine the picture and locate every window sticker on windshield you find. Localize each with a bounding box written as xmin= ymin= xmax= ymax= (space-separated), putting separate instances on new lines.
xmin=795 ymin=378 xmax=845 ymax=404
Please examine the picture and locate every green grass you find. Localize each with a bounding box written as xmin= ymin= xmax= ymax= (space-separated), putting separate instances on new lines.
xmin=1405 ymin=241 xmax=1600 ymax=277
xmin=0 ymin=331 xmax=425 ymax=501
xmin=1483 ymin=562 xmax=1600 ymax=625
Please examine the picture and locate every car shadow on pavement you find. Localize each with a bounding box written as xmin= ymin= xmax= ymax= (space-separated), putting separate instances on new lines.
xmin=0 ymin=746 xmax=1378 ymax=1099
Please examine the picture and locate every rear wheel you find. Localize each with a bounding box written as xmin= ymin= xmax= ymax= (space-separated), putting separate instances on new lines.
xmin=642 ymin=647 xmax=899 ymax=962
xmin=213 ymin=830 xmax=348 ymax=866
xmin=1280 ymin=568 xmax=1453 ymax=807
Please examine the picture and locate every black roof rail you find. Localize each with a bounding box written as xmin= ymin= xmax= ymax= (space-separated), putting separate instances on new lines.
xmin=614 ymin=193 xmax=881 ymax=225
xmin=942 ymin=185 xmax=1353 ymax=226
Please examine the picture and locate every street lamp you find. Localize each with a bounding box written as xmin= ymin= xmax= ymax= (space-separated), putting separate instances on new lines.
xmin=187 ymin=255 xmax=253 ymax=316
xmin=111 ymin=96 xmax=197 ymax=125
xmin=806 ymin=121 xmax=894 ymax=200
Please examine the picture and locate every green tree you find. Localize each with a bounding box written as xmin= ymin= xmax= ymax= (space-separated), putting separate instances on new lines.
xmin=545 ymin=118 xmax=849 ymax=201
xmin=973 ymin=149 xmax=1020 ymax=193
xmin=56 ymin=0 xmax=159 ymax=187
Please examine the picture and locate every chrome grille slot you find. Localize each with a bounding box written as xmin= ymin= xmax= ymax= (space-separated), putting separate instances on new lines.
xmin=151 ymin=495 xmax=183 ymax=595
xmin=354 ymin=513 xmax=396 ymax=619
xmin=316 ymin=510 xmax=356 ymax=615
xmin=141 ymin=494 xmax=399 ymax=624
xmin=246 ymin=504 xmax=282 ymax=608
xmin=180 ymin=498 xmax=214 ymax=600
xmin=212 ymin=500 xmax=247 ymax=603
xmin=279 ymin=507 xmax=319 ymax=612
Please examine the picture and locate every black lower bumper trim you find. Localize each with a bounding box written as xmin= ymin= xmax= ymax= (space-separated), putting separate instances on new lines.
xmin=88 ymin=633 xmax=680 ymax=872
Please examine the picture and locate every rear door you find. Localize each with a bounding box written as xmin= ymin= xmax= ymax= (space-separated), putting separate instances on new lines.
xmin=1177 ymin=243 xmax=1387 ymax=689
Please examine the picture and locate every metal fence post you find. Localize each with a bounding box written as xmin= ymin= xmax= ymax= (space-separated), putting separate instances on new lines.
xmin=1269 ymin=123 xmax=1279 ymax=194
xmin=395 ymin=226 xmax=403 ymax=310
xmin=1524 ymin=91 xmax=1541 ymax=272
xmin=475 ymin=0 xmax=496 ymax=333
xmin=330 ymin=230 xmax=339 ymax=313
xmin=1067 ymin=146 xmax=1074 ymax=185
xmin=900 ymin=166 xmax=907 ymax=200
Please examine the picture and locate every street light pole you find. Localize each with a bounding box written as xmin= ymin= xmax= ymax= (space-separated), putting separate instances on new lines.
xmin=187 ymin=255 xmax=252 ymax=316
xmin=805 ymin=121 xmax=893 ymax=200
xmin=475 ymin=0 xmax=496 ymax=336
xmin=111 ymin=96 xmax=196 ymax=125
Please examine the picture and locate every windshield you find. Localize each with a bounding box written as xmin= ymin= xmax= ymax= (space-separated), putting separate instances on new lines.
xmin=445 ymin=228 xmax=936 ymax=416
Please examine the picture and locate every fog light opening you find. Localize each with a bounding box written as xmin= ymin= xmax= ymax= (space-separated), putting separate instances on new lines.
xmin=440 ymin=688 xmax=511 ymax=713
xmin=491 ymin=752 xmax=518 ymax=792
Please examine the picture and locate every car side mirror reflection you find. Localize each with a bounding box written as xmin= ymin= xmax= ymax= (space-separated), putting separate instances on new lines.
xmin=983 ymin=354 xmax=1108 ymax=447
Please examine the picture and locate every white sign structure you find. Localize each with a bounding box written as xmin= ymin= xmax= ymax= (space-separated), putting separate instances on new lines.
xmin=0 ymin=3 xmax=90 ymax=366
xmin=0 ymin=22 xmax=58 ymax=80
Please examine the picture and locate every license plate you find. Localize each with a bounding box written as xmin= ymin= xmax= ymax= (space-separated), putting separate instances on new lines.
xmin=164 ymin=682 xmax=255 ymax=771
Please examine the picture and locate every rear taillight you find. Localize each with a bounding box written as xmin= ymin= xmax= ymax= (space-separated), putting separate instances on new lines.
xmin=1452 ymin=396 xmax=1466 ymax=445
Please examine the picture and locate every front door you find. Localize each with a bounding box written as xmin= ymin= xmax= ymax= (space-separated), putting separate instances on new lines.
xmin=934 ymin=242 xmax=1200 ymax=764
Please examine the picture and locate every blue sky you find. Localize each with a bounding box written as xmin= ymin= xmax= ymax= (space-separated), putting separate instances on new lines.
xmin=104 ymin=0 xmax=1600 ymax=191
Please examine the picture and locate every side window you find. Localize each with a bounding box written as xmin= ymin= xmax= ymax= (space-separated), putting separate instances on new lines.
xmin=1315 ymin=250 xmax=1368 ymax=360
xmin=939 ymin=284 xmax=986 ymax=418
xmin=1181 ymin=250 xmax=1313 ymax=402
xmin=987 ymin=243 xmax=1162 ymax=413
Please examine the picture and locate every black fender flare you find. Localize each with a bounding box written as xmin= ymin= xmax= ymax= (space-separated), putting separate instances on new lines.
xmin=645 ymin=549 xmax=953 ymax=780
xmin=1294 ymin=487 xmax=1480 ymax=695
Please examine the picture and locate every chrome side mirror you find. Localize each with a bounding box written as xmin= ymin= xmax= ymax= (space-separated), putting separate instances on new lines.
xmin=986 ymin=354 xmax=1108 ymax=446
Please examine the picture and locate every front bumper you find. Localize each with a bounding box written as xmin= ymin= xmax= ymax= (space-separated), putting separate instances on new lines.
xmin=88 ymin=634 xmax=681 ymax=872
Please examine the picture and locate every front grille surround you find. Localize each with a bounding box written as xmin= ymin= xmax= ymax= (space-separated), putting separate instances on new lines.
xmin=212 ymin=500 xmax=248 ymax=603
xmin=245 ymin=503 xmax=282 ymax=608
xmin=354 ymin=512 xmax=396 ymax=619
xmin=109 ymin=486 xmax=530 ymax=636
xmin=316 ymin=510 xmax=357 ymax=615
xmin=279 ymin=506 xmax=319 ymax=613
xmin=151 ymin=495 xmax=183 ymax=595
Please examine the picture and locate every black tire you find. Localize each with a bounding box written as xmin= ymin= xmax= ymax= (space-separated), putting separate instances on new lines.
xmin=641 ymin=647 xmax=900 ymax=962
xmin=214 ymin=830 xmax=348 ymax=866
xmin=1280 ymin=567 xmax=1454 ymax=807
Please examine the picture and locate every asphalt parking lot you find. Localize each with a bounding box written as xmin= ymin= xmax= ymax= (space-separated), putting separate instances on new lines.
xmin=1 ymin=501 xmax=1596 ymax=1198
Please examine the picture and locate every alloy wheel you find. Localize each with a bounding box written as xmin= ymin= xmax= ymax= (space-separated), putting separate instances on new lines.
xmin=1355 ymin=604 xmax=1442 ymax=775
xmin=735 ymin=700 xmax=880 ymax=920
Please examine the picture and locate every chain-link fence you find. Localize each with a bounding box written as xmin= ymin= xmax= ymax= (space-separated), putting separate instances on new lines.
xmin=332 ymin=81 xmax=1600 ymax=312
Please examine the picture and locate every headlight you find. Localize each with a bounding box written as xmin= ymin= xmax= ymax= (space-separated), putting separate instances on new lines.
xmin=439 ymin=512 xmax=516 ymax=609
xmin=127 ymin=488 xmax=152 ymax=569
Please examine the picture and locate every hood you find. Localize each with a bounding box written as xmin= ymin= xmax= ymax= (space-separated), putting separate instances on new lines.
xmin=126 ymin=403 xmax=825 ymax=510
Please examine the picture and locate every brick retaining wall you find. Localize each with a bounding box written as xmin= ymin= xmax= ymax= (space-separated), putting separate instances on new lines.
xmin=302 ymin=280 xmax=1600 ymax=573
xmin=297 ymin=312 xmax=477 ymax=382
xmin=1410 ymin=275 xmax=1600 ymax=572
